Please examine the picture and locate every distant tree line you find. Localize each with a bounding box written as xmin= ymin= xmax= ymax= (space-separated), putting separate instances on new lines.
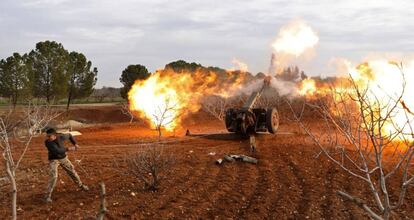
xmin=276 ymin=66 xmax=307 ymax=82
xmin=91 ymin=87 xmax=121 ymax=102
xmin=0 ymin=41 xmax=98 ymax=110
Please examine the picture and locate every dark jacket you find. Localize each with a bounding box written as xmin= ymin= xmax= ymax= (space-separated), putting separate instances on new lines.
xmin=45 ymin=134 xmax=77 ymax=160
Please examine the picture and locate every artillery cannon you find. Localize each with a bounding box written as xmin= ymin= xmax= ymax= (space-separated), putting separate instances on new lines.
xmin=225 ymin=76 xmax=279 ymax=136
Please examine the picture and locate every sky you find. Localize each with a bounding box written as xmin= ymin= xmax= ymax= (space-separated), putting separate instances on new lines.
xmin=0 ymin=0 xmax=413 ymax=87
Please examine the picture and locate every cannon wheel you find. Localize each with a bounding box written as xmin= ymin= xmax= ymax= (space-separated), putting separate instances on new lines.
xmin=266 ymin=108 xmax=279 ymax=134
xmin=225 ymin=108 xmax=235 ymax=132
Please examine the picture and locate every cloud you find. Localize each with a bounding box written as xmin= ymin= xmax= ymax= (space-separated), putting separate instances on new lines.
xmin=20 ymin=0 xmax=70 ymax=7
xmin=0 ymin=0 xmax=413 ymax=87
xmin=65 ymin=27 xmax=144 ymax=43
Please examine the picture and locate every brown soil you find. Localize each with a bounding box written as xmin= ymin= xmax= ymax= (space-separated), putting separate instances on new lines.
xmin=0 ymin=105 xmax=413 ymax=219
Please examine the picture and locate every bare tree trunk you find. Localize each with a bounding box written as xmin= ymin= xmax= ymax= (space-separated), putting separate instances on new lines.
xmin=5 ymin=158 xmax=17 ymax=220
xmin=46 ymin=92 xmax=50 ymax=104
xmin=67 ymin=75 xmax=75 ymax=113
xmin=337 ymin=191 xmax=383 ymax=220
xmin=158 ymin=127 xmax=162 ymax=141
xmin=12 ymin=95 xmax=17 ymax=109
xmin=0 ymin=103 xmax=61 ymax=220
xmin=66 ymin=90 xmax=72 ymax=113
xmin=96 ymin=182 xmax=107 ymax=220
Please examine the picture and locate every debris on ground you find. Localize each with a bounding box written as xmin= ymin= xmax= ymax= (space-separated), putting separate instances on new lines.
xmin=216 ymin=154 xmax=258 ymax=165
xmin=56 ymin=120 xmax=85 ymax=129
xmin=56 ymin=130 xmax=83 ymax=136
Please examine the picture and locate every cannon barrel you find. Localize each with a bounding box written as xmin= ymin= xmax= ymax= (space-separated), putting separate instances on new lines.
xmin=242 ymin=76 xmax=271 ymax=110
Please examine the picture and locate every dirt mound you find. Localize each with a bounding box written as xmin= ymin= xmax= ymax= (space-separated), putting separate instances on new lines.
xmin=66 ymin=104 xmax=130 ymax=124
xmin=56 ymin=120 xmax=85 ymax=129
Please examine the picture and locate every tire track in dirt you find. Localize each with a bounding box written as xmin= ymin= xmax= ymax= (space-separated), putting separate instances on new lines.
xmin=201 ymin=138 xmax=262 ymax=219
xmin=267 ymin=152 xmax=300 ymax=219
xmin=236 ymin=156 xmax=277 ymax=219
xmin=202 ymin=163 xmax=243 ymax=219
xmin=237 ymin=163 xmax=266 ymax=217
xmin=151 ymin=141 xmax=234 ymax=218
xmin=342 ymin=175 xmax=357 ymax=219
xmin=321 ymin=161 xmax=335 ymax=219
xmin=155 ymin=158 xmax=211 ymax=212
xmin=321 ymin=161 xmax=360 ymax=219
xmin=166 ymin=161 xmax=224 ymax=218
xmin=266 ymin=152 xmax=311 ymax=219
xmin=206 ymin=162 xmax=258 ymax=219
xmin=287 ymin=157 xmax=311 ymax=218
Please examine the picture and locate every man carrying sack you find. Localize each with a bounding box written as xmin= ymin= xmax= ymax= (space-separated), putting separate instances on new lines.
xmin=44 ymin=128 xmax=89 ymax=202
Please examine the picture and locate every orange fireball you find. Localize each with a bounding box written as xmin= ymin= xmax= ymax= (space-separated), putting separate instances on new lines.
xmin=128 ymin=68 xmax=246 ymax=131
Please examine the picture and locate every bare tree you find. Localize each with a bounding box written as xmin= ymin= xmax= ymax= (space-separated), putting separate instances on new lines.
xmin=289 ymin=65 xmax=414 ymax=219
xmin=152 ymin=97 xmax=179 ymax=141
xmin=96 ymin=182 xmax=107 ymax=220
xmin=254 ymin=94 xmax=278 ymax=109
xmin=1 ymin=103 xmax=60 ymax=220
xmin=121 ymin=102 xmax=136 ymax=123
xmin=125 ymin=144 xmax=174 ymax=191
xmin=201 ymin=95 xmax=231 ymax=121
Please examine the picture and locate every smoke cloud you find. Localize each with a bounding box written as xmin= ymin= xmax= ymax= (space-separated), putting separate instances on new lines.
xmin=269 ymin=19 xmax=319 ymax=75
xmin=263 ymin=20 xmax=319 ymax=97
xmin=230 ymin=58 xmax=249 ymax=72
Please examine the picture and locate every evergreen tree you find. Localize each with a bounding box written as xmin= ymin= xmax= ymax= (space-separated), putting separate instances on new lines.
xmin=300 ymin=71 xmax=307 ymax=80
xmin=66 ymin=51 xmax=98 ymax=110
xmin=164 ymin=60 xmax=202 ymax=73
xmin=28 ymin=41 xmax=69 ymax=103
xmin=0 ymin=53 xmax=31 ymax=106
xmin=119 ymin=64 xmax=150 ymax=99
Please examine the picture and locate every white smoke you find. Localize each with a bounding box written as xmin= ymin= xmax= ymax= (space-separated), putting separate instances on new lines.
xmin=269 ymin=20 xmax=319 ymax=75
xmin=269 ymin=78 xmax=298 ymax=96
xmin=265 ymin=20 xmax=319 ymax=96
xmin=230 ymin=58 xmax=249 ymax=72
xmin=235 ymin=77 xmax=299 ymax=97
xmin=231 ymin=20 xmax=319 ymax=98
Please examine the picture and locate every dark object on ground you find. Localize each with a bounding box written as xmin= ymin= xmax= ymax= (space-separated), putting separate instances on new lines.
xmin=216 ymin=154 xmax=258 ymax=165
xmin=225 ymin=77 xmax=279 ymax=136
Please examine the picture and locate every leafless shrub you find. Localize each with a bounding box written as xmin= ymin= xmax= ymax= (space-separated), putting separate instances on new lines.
xmin=254 ymin=94 xmax=279 ymax=109
xmin=289 ymin=64 xmax=414 ymax=220
xmin=235 ymin=94 xmax=248 ymax=106
xmin=121 ymin=102 xmax=136 ymax=123
xmin=1 ymin=103 xmax=60 ymax=220
xmin=201 ymin=95 xmax=232 ymax=121
xmin=125 ymin=144 xmax=174 ymax=192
